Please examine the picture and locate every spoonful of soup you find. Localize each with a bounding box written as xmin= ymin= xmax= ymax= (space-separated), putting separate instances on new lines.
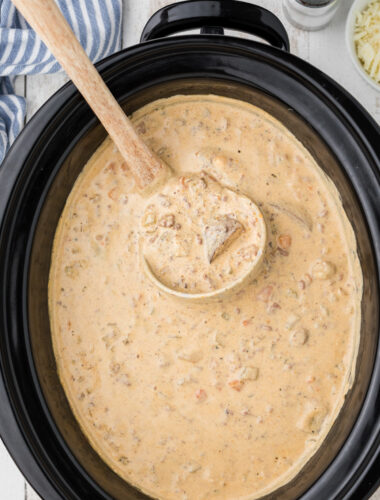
xmin=13 ymin=0 xmax=267 ymax=300
xmin=141 ymin=173 xmax=267 ymax=301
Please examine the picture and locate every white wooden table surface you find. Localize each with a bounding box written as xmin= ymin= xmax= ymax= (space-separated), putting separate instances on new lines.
xmin=1 ymin=1 xmax=379 ymax=499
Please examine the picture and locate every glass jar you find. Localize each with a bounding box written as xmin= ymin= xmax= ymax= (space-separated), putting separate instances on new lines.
xmin=282 ymin=0 xmax=340 ymax=31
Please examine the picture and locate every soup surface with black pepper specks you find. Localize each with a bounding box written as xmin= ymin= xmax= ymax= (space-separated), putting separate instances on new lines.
xmin=49 ymin=95 xmax=362 ymax=500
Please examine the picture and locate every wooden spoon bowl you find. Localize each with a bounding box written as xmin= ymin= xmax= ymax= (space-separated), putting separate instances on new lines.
xmin=140 ymin=173 xmax=267 ymax=301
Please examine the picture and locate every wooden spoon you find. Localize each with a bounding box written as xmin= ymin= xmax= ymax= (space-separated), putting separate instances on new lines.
xmin=13 ymin=0 xmax=267 ymax=300
xmin=12 ymin=0 xmax=168 ymax=193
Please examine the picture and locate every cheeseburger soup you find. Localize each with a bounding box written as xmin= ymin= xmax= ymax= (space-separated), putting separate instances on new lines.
xmin=142 ymin=172 xmax=267 ymax=296
xmin=49 ymin=95 xmax=362 ymax=500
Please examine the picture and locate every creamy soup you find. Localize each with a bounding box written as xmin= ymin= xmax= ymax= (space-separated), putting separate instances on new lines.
xmin=49 ymin=95 xmax=362 ymax=500
xmin=142 ymin=172 xmax=266 ymax=295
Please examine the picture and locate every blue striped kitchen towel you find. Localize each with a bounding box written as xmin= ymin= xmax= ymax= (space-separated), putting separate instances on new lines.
xmin=0 ymin=0 xmax=122 ymax=163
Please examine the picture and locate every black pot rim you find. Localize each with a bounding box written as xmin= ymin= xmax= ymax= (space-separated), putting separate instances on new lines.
xmin=0 ymin=34 xmax=379 ymax=500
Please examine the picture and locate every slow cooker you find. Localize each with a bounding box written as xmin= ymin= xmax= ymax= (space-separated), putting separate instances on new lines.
xmin=0 ymin=1 xmax=379 ymax=499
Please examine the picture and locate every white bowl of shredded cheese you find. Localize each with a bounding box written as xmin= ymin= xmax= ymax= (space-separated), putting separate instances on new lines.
xmin=346 ymin=0 xmax=380 ymax=91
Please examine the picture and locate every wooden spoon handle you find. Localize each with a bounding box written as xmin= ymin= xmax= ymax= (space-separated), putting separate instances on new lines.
xmin=12 ymin=0 xmax=167 ymax=191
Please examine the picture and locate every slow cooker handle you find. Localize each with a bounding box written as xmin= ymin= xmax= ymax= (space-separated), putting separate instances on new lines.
xmin=140 ymin=0 xmax=290 ymax=51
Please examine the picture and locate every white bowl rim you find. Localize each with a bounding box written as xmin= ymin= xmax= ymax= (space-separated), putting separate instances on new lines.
xmin=345 ymin=0 xmax=380 ymax=92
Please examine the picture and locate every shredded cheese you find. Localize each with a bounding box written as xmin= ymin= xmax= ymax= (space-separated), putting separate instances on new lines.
xmin=354 ymin=0 xmax=380 ymax=84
